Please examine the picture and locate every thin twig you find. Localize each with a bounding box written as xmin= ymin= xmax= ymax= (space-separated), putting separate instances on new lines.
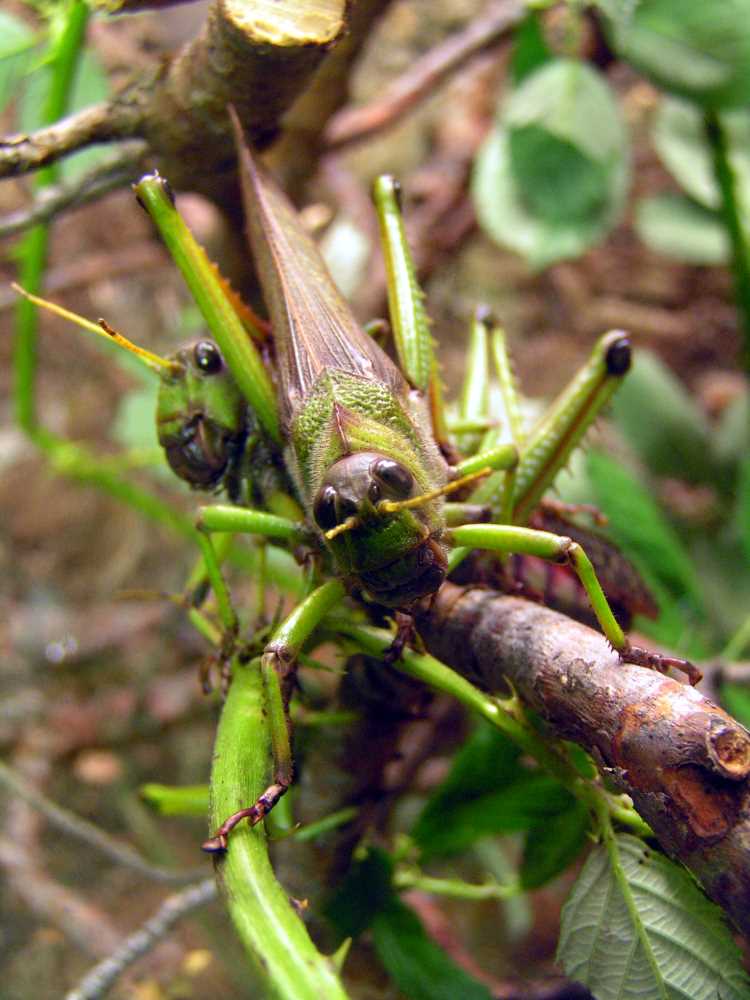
xmin=0 ymin=140 xmax=147 ymax=237
xmin=323 ymin=0 xmax=524 ymax=150
xmin=0 ymin=760 xmax=207 ymax=884
xmin=64 ymin=878 xmax=217 ymax=1000
xmin=0 ymin=101 xmax=138 ymax=178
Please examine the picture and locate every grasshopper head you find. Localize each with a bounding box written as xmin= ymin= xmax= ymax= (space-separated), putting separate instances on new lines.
xmin=312 ymin=451 xmax=447 ymax=607
xmin=157 ymin=340 xmax=247 ymax=493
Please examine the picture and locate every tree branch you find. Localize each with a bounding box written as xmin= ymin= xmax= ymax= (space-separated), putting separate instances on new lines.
xmin=0 ymin=0 xmax=352 ymax=199
xmin=323 ymin=0 xmax=524 ymax=150
xmin=416 ymin=583 xmax=750 ymax=937
xmin=0 ymin=140 xmax=146 ymax=237
xmin=64 ymin=878 xmax=217 ymax=1000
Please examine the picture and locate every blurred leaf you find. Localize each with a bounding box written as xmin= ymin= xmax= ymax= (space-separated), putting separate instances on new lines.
xmin=411 ymin=722 xmax=520 ymax=851
xmin=521 ymin=801 xmax=589 ymax=890
xmin=320 ymin=216 xmax=371 ymax=300
xmin=652 ymin=97 xmax=750 ymax=213
xmin=19 ymin=48 xmax=110 ymax=180
xmin=418 ymin=775 xmax=575 ymax=858
xmin=140 ymin=783 xmax=209 ymax=816
xmin=510 ymin=11 xmax=551 ymax=85
xmin=472 ymin=60 xmax=628 ymax=269
xmin=324 ymin=848 xmax=394 ymax=940
xmin=721 ymin=683 xmax=750 ymax=726
xmin=586 ymin=450 xmax=703 ymax=606
xmin=738 ymin=456 xmax=750 ymax=562
xmin=510 ymin=126 xmax=610 ymax=224
xmin=609 ymin=350 xmax=715 ymax=484
xmin=372 ymin=897 xmax=493 ymax=1000
xmin=112 ymin=385 xmax=161 ymax=452
xmin=605 ymin=0 xmax=750 ymax=109
xmin=714 ymin=388 xmax=750 ymax=467
xmin=0 ymin=12 xmax=37 ymax=116
xmin=559 ymin=834 xmax=749 ymax=999
xmin=635 ymin=193 xmax=729 ymax=264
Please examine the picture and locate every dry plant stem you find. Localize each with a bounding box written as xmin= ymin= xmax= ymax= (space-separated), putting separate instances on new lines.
xmin=324 ymin=0 xmax=525 ymax=150
xmin=416 ymin=583 xmax=750 ymax=936
xmin=0 ymin=140 xmax=147 ymax=237
xmin=0 ymin=754 xmax=122 ymax=957
xmin=0 ymin=759 xmax=207 ymax=885
xmin=0 ymin=0 xmax=349 ymax=197
xmin=64 ymin=878 xmax=217 ymax=1000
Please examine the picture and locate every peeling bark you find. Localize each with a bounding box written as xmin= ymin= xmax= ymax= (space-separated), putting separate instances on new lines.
xmin=415 ymin=583 xmax=750 ymax=936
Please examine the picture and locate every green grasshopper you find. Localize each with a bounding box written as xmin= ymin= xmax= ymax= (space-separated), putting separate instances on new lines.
xmin=19 ymin=122 xmax=698 ymax=855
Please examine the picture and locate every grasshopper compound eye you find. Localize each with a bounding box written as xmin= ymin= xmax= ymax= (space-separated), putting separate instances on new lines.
xmin=313 ymin=486 xmax=339 ymax=532
xmin=193 ymin=340 xmax=224 ymax=374
xmin=371 ymin=458 xmax=413 ymax=499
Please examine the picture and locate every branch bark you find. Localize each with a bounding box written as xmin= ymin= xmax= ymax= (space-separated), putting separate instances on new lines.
xmin=415 ymin=583 xmax=750 ymax=937
xmin=0 ymin=0 xmax=353 ymax=199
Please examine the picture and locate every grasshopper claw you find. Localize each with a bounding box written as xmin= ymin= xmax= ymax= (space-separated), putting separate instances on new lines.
xmin=623 ymin=643 xmax=703 ymax=686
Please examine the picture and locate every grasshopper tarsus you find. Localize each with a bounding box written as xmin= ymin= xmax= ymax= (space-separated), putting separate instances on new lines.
xmin=383 ymin=611 xmax=417 ymax=666
xmin=201 ymin=781 xmax=290 ymax=854
xmin=624 ymin=643 xmax=703 ymax=686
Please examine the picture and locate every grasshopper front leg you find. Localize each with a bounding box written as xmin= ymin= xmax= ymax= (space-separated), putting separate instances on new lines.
xmin=202 ymin=579 xmax=346 ymax=853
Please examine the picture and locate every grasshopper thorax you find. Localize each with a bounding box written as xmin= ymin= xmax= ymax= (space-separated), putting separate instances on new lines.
xmin=312 ymin=451 xmax=447 ymax=608
xmin=157 ymin=340 xmax=248 ymax=495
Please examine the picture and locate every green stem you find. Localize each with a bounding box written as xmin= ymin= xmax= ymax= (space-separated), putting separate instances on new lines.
xmin=13 ymin=0 xmax=90 ymax=433
xmin=705 ymin=110 xmax=750 ymax=372
xmin=335 ymin=620 xmax=651 ymax=837
xmin=393 ymin=869 xmax=519 ymax=901
xmin=208 ymin=657 xmax=349 ymax=1000
xmin=722 ymin=610 xmax=750 ymax=661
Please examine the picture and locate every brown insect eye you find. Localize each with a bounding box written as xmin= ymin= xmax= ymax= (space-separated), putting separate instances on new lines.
xmin=313 ymin=485 xmax=338 ymax=531
xmin=193 ymin=341 xmax=223 ymax=374
xmin=372 ymin=458 xmax=413 ymax=498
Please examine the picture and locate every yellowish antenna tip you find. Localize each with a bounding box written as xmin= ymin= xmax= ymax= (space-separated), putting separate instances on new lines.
xmin=324 ymin=515 xmax=361 ymax=541
xmin=11 ymin=283 xmax=181 ymax=375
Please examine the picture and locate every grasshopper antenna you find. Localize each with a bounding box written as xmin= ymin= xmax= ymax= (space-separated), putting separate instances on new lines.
xmin=377 ymin=466 xmax=492 ymax=515
xmin=323 ymin=467 xmax=493 ymax=540
xmin=12 ymin=283 xmax=182 ymax=375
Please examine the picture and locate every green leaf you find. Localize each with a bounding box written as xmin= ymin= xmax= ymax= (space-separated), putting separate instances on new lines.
xmin=19 ymin=48 xmax=110 ymax=181
xmin=652 ymin=97 xmax=750 ymax=212
xmin=609 ymin=349 xmax=716 ymax=484
xmin=635 ymin=194 xmax=729 ymax=264
xmin=372 ymin=897 xmax=493 ymax=1000
xmin=521 ymin=801 xmax=590 ymax=890
xmin=510 ymin=11 xmax=552 ymax=85
xmin=0 ymin=12 xmax=37 ymax=117
xmin=418 ymin=775 xmax=575 ymax=858
xmin=558 ymin=833 xmax=749 ymax=999
xmin=472 ymin=60 xmax=628 ymax=268
xmin=585 ymin=450 xmax=703 ymax=607
xmin=411 ymin=722 xmax=520 ymax=851
xmin=324 ymin=848 xmax=395 ymax=939
xmin=606 ymin=0 xmax=750 ymax=109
